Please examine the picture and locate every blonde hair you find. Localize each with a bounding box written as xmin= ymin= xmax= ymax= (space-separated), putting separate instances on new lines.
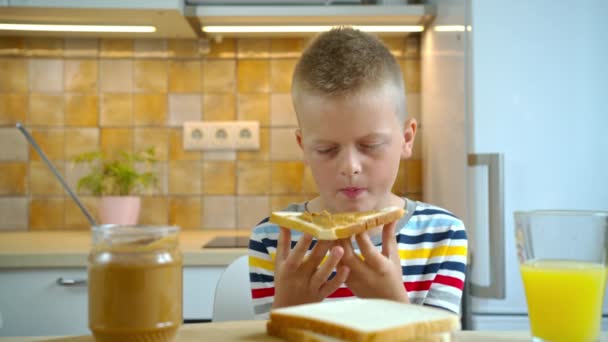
xmin=292 ymin=26 xmax=406 ymax=122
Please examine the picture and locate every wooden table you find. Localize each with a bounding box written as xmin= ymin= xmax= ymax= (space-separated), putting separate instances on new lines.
xmin=5 ymin=320 xmax=608 ymax=342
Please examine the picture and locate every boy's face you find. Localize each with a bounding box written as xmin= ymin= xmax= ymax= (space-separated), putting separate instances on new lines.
xmin=295 ymin=86 xmax=416 ymax=213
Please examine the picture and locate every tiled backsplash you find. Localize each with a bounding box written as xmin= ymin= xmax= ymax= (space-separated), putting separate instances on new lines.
xmin=0 ymin=36 xmax=422 ymax=231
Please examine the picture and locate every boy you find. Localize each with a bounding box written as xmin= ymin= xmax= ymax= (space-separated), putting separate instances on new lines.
xmin=248 ymin=27 xmax=468 ymax=319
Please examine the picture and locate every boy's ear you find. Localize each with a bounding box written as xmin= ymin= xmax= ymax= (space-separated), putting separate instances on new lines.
xmin=295 ymin=128 xmax=303 ymax=149
xmin=401 ymin=118 xmax=417 ymax=159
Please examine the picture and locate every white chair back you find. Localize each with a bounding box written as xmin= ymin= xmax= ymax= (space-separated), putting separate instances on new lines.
xmin=212 ymin=255 xmax=255 ymax=322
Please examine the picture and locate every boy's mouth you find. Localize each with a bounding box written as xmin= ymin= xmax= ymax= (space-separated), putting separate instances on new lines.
xmin=340 ymin=187 xmax=366 ymax=199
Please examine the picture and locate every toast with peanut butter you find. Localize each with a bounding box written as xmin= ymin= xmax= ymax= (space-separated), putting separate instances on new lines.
xmin=269 ymin=206 xmax=405 ymax=240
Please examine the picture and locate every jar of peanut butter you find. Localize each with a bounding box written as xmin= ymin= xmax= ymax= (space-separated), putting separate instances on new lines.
xmin=88 ymin=225 xmax=182 ymax=342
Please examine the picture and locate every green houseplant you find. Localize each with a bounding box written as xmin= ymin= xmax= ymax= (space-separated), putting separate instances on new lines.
xmin=73 ymin=148 xmax=158 ymax=225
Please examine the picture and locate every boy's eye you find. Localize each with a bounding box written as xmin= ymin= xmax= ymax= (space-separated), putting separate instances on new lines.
xmin=361 ymin=143 xmax=382 ymax=150
xmin=316 ymin=147 xmax=336 ymax=154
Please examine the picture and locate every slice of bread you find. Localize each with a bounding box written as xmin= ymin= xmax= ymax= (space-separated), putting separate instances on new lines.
xmin=267 ymin=298 xmax=460 ymax=342
xmin=269 ymin=206 xmax=405 ymax=240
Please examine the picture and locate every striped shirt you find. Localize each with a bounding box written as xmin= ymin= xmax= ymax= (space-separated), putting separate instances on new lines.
xmin=248 ymin=198 xmax=468 ymax=319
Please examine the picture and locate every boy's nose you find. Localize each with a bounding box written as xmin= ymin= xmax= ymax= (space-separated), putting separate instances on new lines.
xmin=339 ymin=150 xmax=362 ymax=176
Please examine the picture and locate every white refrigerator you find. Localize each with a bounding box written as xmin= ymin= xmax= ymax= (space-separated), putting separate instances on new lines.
xmin=421 ymin=0 xmax=608 ymax=330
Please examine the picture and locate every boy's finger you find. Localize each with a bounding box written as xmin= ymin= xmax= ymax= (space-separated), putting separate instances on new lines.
xmin=355 ymin=233 xmax=383 ymax=269
xmin=381 ymin=221 xmax=398 ymax=258
xmin=276 ymin=227 xmax=291 ymax=262
xmin=311 ymin=245 xmax=344 ymax=288
xmin=306 ymin=240 xmax=332 ymax=269
xmin=286 ymin=233 xmax=313 ymax=265
xmin=319 ymin=265 xmax=350 ymax=299
xmin=337 ymin=238 xmax=363 ymax=268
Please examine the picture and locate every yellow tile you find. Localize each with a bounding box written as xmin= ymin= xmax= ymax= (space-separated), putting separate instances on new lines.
xmin=101 ymin=128 xmax=133 ymax=159
xmin=30 ymin=129 xmax=64 ymax=161
xmin=207 ymin=38 xmax=236 ymax=58
xmin=100 ymin=60 xmax=133 ymax=92
xmin=169 ymin=196 xmax=201 ymax=230
xmin=29 ymin=59 xmax=63 ymax=92
xmin=237 ymin=59 xmax=270 ymax=93
xmin=65 ymin=197 xmax=98 ymax=230
xmin=0 ymin=59 xmax=27 ymax=92
xmin=0 ymin=162 xmax=27 ymax=195
xmin=64 ymin=59 xmax=98 ymax=92
xmin=139 ymin=196 xmax=169 ymax=225
xmin=0 ymin=94 xmax=27 ymax=125
xmin=400 ymin=59 xmax=421 ymax=93
xmin=0 ymin=37 xmax=25 ymax=56
xmin=29 ymin=94 xmax=63 ymax=126
xmin=134 ymin=128 xmax=169 ymax=161
xmin=202 ymin=161 xmax=235 ymax=195
xmin=237 ymin=39 xmax=270 ymax=58
xmin=270 ymin=195 xmax=310 ymax=211
xmin=64 ymin=38 xmax=99 ymax=58
xmin=237 ymin=93 xmax=270 ymax=125
xmin=237 ymin=196 xmax=270 ymax=230
xmin=134 ymin=93 xmax=167 ymax=126
xmin=202 ymin=196 xmax=235 ymax=229
xmin=238 ymin=127 xmax=270 ymax=161
xmin=134 ymin=39 xmax=167 ymax=58
xmin=381 ymin=37 xmax=406 ymax=57
xmin=271 ymin=161 xmax=304 ymax=195
xmin=203 ymin=94 xmax=235 ymax=121
xmin=169 ymin=129 xmax=200 ymax=161
xmin=169 ymin=60 xmax=201 ymax=93
xmin=25 ymin=38 xmax=63 ymax=57
xmin=65 ymin=128 xmax=99 ymax=160
xmin=100 ymin=39 xmax=133 ymax=58
xmin=134 ymin=60 xmax=168 ymax=92
xmin=29 ymin=198 xmax=64 ymax=230
xmin=65 ymin=94 xmax=98 ymax=127
xmin=30 ymin=161 xmax=64 ymax=195
xmin=270 ymin=59 xmax=297 ymax=92
xmin=169 ymin=161 xmax=201 ymax=194
xmin=100 ymin=93 xmax=132 ymax=126
xmin=168 ymin=40 xmax=199 ymax=58
xmin=392 ymin=160 xmax=408 ymax=196
xmin=237 ymin=160 xmax=270 ymax=195
xmin=302 ymin=166 xmax=318 ymax=194
xmin=270 ymin=38 xmax=304 ymax=58
xmin=202 ymin=60 xmax=235 ymax=93
xmin=405 ymin=159 xmax=422 ymax=193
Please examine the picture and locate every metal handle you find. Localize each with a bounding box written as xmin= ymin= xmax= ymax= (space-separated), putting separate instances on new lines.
xmin=467 ymin=153 xmax=505 ymax=299
xmin=56 ymin=277 xmax=87 ymax=287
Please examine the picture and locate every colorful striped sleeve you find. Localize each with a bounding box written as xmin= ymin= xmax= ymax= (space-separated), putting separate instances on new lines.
xmin=248 ymin=220 xmax=279 ymax=319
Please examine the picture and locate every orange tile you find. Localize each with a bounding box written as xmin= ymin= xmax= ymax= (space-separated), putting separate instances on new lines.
xmin=237 ymin=39 xmax=270 ymax=58
xmin=0 ymin=94 xmax=27 ymax=125
xmin=169 ymin=60 xmax=201 ymax=92
xmin=65 ymin=128 xmax=99 ymax=160
xmin=271 ymin=161 xmax=305 ymax=195
xmin=29 ymin=94 xmax=63 ymax=126
xmin=202 ymin=161 xmax=236 ymax=195
xmin=29 ymin=59 xmax=63 ymax=92
xmin=270 ymin=38 xmax=304 ymax=58
xmin=0 ymin=37 xmax=25 ymax=56
xmin=381 ymin=37 xmax=406 ymax=57
xmin=238 ymin=127 xmax=270 ymax=161
xmin=64 ymin=196 xmax=98 ymax=230
xmin=169 ymin=196 xmax=201 ymax=230
xmin=134 ymin=128 xmax=169 ymax=161
xmin=207 ymin=38 xmax=236 ymax=59
xmin=30 ymin=129 xmax=64 ymax=161
xmin=29 ymin=198 xmax=64 ymax=230
xmin=139 ymin=196 xmax=169 ymax=225
xmin=202 ymin=60 xmax=235 ymax=93
xmin=405 ymin=159 xmax=422 ymax=193
xmin=168 ymin=40 xmax=199 ymax=58
xmin=134 ymin=93 xmax=167 ymax=126
xmin=65 ymin=94 xmax=98 ymax=127
xmin=237 ymin=59 xmax=270 ymax=93
xmin=100 ymin=39 xmax=134 ymax=58
xmin=270 ymin=93 xmax=297 ymax=127
xmin=392 ymin=160 xmax=407 ymax=196
xmin=100 ymin=60 xmax=133 ymax=92
xmin=270 ymin=59 xmax=297 ymax=92
xmin=64 ymin=59 xmax=98 ymax=92
xmin=301 ymin=166 xmax=318 ymax=194
xmin=25 ymin=38 xmax=63 ymax=57
xmin=100 ymin=93 xmax=132 ymax=126
xmin=236 ymin=196 xmax=269 ymax=230
xmin=134 ymin=60 xmax=168 ymax=92
xmin=169 ymin=129 xmax=200 ymax=161
xmin=134 ymin=39 xmax=167 ymax=58
xmin=237 ymin=93 xmax=270 ymax=124
xmin=168 ymin=161 xmax=201 ymax=195
xmin=64 ymin=38 xmax=98 ymax=58
xmin=0 ymin=162 xmax=27 ymax=195
xmin=400 ymin=59 xmax=421 ymax=93
xmin=270 ymin=195 xmax=310 ymax=211
xmin=30 ymin=161 xmax=64 ymax=195
xmin=100 ymin=128 xmax=133 ymax=159
xmin=270 ymin=128 xmax=301 ymax=161
xmin=237 ymin=160 xmax=270 ymax=195
xmin=0 ymin=59 xmax=27 ymax=92
xmin=203 ymin=94 xmax=236 ymax=121
xmin=202 ymin=196 xmax=236 ymax=229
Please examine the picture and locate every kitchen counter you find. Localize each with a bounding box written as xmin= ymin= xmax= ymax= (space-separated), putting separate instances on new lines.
xmin=0 ymin=231 xmax=250 ymax=268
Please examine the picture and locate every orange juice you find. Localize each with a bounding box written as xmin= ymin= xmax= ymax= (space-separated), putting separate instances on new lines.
xmin=520 ymin=260 xmax=607 ymax=342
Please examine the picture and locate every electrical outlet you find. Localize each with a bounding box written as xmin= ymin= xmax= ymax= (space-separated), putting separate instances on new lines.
xmin=183 ymin=121 xmax=260 ymax=151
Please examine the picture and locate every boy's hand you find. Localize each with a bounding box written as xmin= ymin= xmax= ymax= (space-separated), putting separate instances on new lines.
xmin=272 ymin=227 xmax=350 ymax=309
xmin=337 ymin=221 xmax=409 ymax=303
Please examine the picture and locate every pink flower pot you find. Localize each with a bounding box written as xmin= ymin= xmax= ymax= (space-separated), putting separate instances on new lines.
xmin=99 ymin=196 xmax=141 ymax=225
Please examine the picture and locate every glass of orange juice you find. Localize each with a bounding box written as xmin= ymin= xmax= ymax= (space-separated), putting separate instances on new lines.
xmin=515 ymin=210 xmax=608 ymax=342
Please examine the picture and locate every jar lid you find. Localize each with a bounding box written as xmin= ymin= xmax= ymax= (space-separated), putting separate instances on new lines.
xmin=92 ymin=225 xmax=180 ymax=251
